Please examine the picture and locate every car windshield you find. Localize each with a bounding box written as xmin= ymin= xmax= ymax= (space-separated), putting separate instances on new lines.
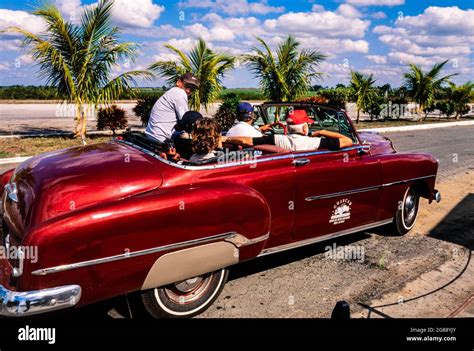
xmin=257 ymin=104 xmax=358 ymax=142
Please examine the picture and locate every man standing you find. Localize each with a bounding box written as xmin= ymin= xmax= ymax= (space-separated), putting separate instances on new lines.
xmin=145 ymin=72 xmax=200 ymax=142
xmin=226 ymin=102 xmax=271 ymax=137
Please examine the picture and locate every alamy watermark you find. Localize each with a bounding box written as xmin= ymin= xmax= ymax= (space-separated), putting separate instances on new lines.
xmin=324 ymin=243 xmax=365 ymax=263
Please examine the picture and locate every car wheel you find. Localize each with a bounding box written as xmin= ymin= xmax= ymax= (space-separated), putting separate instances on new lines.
xmin=141 ymin=268 xmax=228 ymax=318
xmin=389 ymin=186 xmax=420 ymax=236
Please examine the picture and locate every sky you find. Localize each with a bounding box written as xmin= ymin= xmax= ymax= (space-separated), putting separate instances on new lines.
xmin=0 ymin=0 xmax=473 ymax=88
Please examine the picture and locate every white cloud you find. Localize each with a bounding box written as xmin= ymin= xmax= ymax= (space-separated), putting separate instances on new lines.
xmin=374 ymin=6 xmax=473 ymax=74
xmin=0 ymin=39 xmax=21 ymax=51
xmin=179 ymin=0 xmax=285 ymax=15
xmin=110 ymin=0 xmax=164 ymax=28
xmin=264 ymin=11 xmax=370 ymax=38
xmin=396 ymin=6 xmax=474 ymax=36
xmin=346 ymin=0 xmax=404 ymax=6
xmin=53 ymin=0 xmax=81 ymax=17
xmin=186 ymin=23 xmax=236 ymax=41
xmin=0 ymin=9 xmax=47 ymax=34
xmin=336 ymin=4 xmax=361 ymax=19
xmin=370 ymin=11 xmax=387 ymax=19
xmin=366 ymin=55 xmax=387 ymax=64
xmin=311 ymin=4 xmax=325 ymax=13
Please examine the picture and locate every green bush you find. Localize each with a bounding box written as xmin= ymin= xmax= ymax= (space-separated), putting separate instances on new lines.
xmin=133 ymin=94 xmax=162 ymax=126
xmin=97 ymin=105 xmax=127 ymax=135
xmin=214 ymin=93 xmax=241 ymax=131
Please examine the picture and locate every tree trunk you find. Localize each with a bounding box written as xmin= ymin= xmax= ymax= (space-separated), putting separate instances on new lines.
xmin=81 ymin=105 xmax=88 ymax=145
xmin=356 ymin=109 xmax=360 ymax=124
xmin=74 ymin=103 xmax=81 ymax=138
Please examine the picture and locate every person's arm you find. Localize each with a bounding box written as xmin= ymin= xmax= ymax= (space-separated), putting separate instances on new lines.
xmin=311 ymin=130 xmax=353 ymax=149
xmin=222 ymin=134 xmax=275 ymax=147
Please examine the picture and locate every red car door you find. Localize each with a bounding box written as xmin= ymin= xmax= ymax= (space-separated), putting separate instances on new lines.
xmin=292 ymin=146 xmax=383 ymax=241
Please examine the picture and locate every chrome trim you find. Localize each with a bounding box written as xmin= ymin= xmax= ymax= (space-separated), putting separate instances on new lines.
xmin=258 ymin=219 xmax=393 ymax=257
xmin=304 ymin=175 xmax=436 ymax=201
xmin=306 ymin=185 xmax=381 ymax=201
xmin=434 ymin=190 xmax=441 ymax=203
xmin=4 ymin=183 xmax=18 ymax=203
xmin=11 ymin=246 xmax=24 ymax=278
xmin=381 ymin=175 xmax=436 ymax=187
xmin=225 ymin=232 xmax=269 ymax=247
xmin=116 ymin=139 xmax=364 ymax=171
xmin=31 ymin=231 xmax=258 ymax=276
xmin=0 ymin=284 xmax=81 ymax=316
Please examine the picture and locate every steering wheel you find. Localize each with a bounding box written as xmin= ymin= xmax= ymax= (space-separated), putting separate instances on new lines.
xmin=269 ymin=121 xmax=287 ymax=135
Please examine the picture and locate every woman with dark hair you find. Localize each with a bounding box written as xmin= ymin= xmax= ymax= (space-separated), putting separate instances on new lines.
xmin=189 ymin=118 xmax=222 ymax=163
xmin=171 ymin=111 xmax=203 ymax=160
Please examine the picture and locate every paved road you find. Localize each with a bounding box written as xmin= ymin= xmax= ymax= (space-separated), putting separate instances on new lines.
xmin=377 ymin=125 xmax=474 ymax=180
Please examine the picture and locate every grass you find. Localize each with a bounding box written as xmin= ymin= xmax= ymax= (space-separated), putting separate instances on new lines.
xmin=0 ymin=135 xmax=112 ymax=158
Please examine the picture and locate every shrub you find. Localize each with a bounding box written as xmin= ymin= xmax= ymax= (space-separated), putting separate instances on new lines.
xmin=133 ymin=94 xmax=161 ymax=126
xmin=97 ymin=105 xmax=127 ymax=135
xmin=214 ymin=93 xmax=241 ymax=131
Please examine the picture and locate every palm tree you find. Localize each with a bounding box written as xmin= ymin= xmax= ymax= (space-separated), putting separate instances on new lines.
xmin=6 ymin=0 xmax=152 ymax=144
xmin=349 ymin=71 xmax=377 ymax=123
xmin=244 ymin=36 xmax=326 ymax=103
xmin=449 ymin=82 xmax=473 ymax=120
xmin=403 ymin=60 xmax=457 ymax=121
xmin=148 ymin=39 xmax=235 ymax=111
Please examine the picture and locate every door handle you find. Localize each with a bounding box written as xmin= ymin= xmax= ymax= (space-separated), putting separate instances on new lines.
xmin=293 ymin=158 xmax=310 ymax=166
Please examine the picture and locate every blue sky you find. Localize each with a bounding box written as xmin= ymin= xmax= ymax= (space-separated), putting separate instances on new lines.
xmin=0 ymin=0 xmax=473 ymax=88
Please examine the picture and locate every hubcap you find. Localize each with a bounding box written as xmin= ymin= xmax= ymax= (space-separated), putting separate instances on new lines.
xmin=163 ymin=273 xmax=213 ymax=304
xmin=403 ymin=190 xmax=417 ymax=226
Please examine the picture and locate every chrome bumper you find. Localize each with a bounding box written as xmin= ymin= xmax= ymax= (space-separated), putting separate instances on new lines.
xmin=0 ymin=284 xmax=81 ymax=316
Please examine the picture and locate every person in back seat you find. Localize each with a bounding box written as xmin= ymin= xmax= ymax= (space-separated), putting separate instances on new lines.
xmin=223 ymin=109 xmax=352 ymax=151
xmin=226 ymin=102 xmax=271 ymax=137
xmin=171 ymin=111 xmax=202 ymax=160
xmin=189 ymin=118 xmax=222 ymax=163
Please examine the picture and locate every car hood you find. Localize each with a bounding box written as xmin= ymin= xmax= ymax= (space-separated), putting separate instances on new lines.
xmin=3 ymin=141 xmax=162 ymax=236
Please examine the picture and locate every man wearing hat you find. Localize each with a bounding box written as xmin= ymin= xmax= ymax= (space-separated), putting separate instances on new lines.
xmin=226 ymin=102 xmax=271 ymax=137
xmin=224 ymin=109 xmax=352 ymax=151
xmin=145 ymin=72 xmax=200 ymax=142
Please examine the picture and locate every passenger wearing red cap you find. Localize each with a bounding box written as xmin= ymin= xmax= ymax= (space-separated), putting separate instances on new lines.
xmin=223 ymin=109 xmax=352 ymax=151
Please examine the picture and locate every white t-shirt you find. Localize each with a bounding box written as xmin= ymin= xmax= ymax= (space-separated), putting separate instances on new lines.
xmin=226 ymin=121 xmax=263 ymax=137
xmin=145 ymin=87 xmax=189 ymax=142
xmin=274 ymin=134 xmax=322 ymax=151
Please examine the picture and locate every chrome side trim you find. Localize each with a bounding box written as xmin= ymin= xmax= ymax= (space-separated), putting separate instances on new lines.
xmin=258 ymin=219 xmax=393 ymax=257
xmin=306 ymin=185 xmax=381 ymax=201
xmin=31 ymin=231 xmax=264 ymax=276
xmin=382 ymin=175 xmax=436 ymax=187
xmin=305 ymin=175 xmax=436 ymax=201
xmin=225 ymin=232 xmax=269 ymax=247
xmin=0 ymin=284 xmax=81 ymax=317
xmin=116 ymin=139 xmax=364 ymax=171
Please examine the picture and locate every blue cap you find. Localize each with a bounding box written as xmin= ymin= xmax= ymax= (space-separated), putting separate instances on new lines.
xmin=237 ymin=102 xmax=254 ymax=114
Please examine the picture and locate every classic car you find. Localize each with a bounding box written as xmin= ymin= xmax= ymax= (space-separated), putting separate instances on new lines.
xmin=0 ymin=102 xmax=441 ymax=318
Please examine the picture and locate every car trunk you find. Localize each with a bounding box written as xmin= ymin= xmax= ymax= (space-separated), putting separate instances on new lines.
xmin=2 ymin=141 xmax=163 ymax=240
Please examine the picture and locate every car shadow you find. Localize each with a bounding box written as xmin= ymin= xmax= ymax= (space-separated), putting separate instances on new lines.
xmin=427 ymin=193 xmax=473 ymax=250
xmin=228 ymin=231 xmax=371 ymax=282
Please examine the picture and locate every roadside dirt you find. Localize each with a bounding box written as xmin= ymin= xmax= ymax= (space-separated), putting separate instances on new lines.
xmin=201 ymin=171 xmax=473 ymax=318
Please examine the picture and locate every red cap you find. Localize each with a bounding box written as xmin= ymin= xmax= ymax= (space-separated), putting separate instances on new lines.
xmin=286 ymin=109 xmax=314 ymax=125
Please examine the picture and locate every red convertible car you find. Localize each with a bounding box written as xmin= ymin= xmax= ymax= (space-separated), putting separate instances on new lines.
xmin=0 ymin=102 xmax=441 ymax=318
